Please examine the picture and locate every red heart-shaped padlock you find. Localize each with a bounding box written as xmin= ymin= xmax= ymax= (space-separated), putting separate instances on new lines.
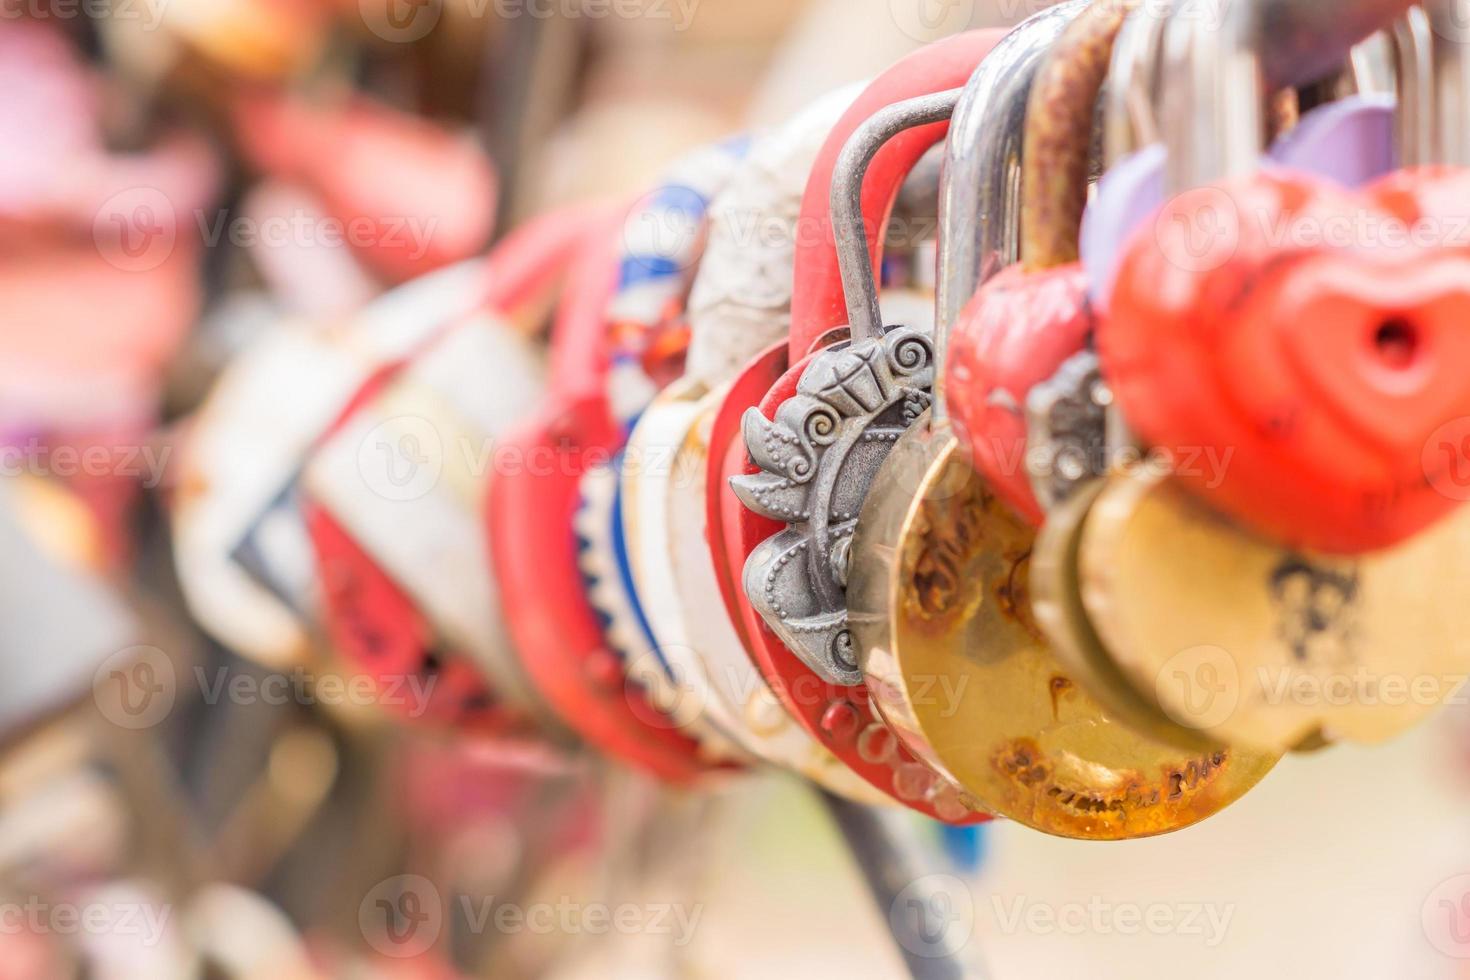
xmin=946 ymin=263 xmax=1094 ymax=525
xmin=1103 ymin=166 xmax=1470 ymax=554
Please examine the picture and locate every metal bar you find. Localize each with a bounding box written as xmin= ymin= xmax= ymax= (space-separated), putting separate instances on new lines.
xmin=831 ymin=90 xmax=962 ymax=346
xmin=820 ymin=791 xmax=988 ymax=980
xmin=937 ymin=1 xmax=1082 ymax=422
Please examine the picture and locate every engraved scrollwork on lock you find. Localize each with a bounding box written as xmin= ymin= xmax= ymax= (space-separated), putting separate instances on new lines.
xmin=732 ymin=326 xmax=934 ymax=685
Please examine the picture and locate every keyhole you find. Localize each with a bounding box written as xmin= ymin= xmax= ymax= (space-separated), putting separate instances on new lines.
xmin=1372 ymin=317 xmax=1419 ymax=370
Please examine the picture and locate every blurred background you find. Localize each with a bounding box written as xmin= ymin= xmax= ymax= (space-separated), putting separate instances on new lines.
xmin=2 ymin=1 xmax=1470 ymax=977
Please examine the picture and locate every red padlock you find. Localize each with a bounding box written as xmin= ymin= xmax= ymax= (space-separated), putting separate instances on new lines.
xmin=486 ymin=211 xmax=713 ymax=783
xmin=711 ymin=31 xmax=1005 ymax=821
xmin=1101 ymin=3 xmax=1470 ymax=555
xmin=305 ymin=207 xmax=592 ymax=735
xmin=1106 ymin=167 xmax=1470 ymax=554
xmin=944 ymin=0 xmax=1132 ymax=526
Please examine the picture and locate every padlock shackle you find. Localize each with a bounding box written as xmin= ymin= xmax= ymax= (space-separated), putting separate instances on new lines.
xmin=1393 ymin=8 xmax=1434 ymax=168
xmin=831 ymin=89 xmax=962 ymax=346
xmin=937 ymin=2 xmax=1082 ymax=421
xmin=1104 ymin=2 xmax=1169 ymax=166
xmin=1429 ymin=0 xmax=1470 ymax=165
xmin=787 ymin=29 xmax=1007 ymax=359
xmin=1020 ymin=0 xmax=1137 ymax=274
xmin=1163 ymin=0 xmax=1421 ymax=191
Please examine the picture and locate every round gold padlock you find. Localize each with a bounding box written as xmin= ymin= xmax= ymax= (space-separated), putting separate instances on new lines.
xmin=1077 ymin=466 xmax=1470 ymax=753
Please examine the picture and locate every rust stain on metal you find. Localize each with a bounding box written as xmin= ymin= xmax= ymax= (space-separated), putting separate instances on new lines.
xmin=1021 ymin=0 xmax=1138 ymax=271
xmin=1048 ymin=675 xmax=1073 ymax=719
xmin=992 ymin=736 xmax=1237 ymax=838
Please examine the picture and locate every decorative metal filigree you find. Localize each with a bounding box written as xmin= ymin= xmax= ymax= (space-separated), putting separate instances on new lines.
xmin=732 ymin=326 xmax=933 ymax=685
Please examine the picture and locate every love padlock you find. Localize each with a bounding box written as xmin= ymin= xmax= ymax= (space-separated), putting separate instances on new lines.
xmin=175 ymin=223 xmax=569 ymax=672
xmin=1035 ymin=3 xmax=1470 ymax=755
xmin=716 ymin=30 xmax=1009 ymax=823
xmin=303 ymin=208 xmax=591 ymax=735
xmin=487 ymin=199 xmax=727 ymax=782
xmin=1102 ymin=0 xmax=1470 ymax=555
xmin=576 ymin=140 xmax=754 ymax=767
xmin=950 ymin=1 xmax=1395 ymax=528
xmin=943 ymin=0 xmax=1136 ymax=526
xmin=617 ymin=88 xmax=893 ymax=801
xmin=851 ymin=2 xmax=1278 ymax=840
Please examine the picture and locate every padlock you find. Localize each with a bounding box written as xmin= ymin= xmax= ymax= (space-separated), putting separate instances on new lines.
xmin=1062 ymin=463 xmax=1470 ymax=753
xmin=732 ymin=88 xmax=959 ymax=687
xmin=616 ymin=93 xmax=893 ymax=800
xmin=1029 ymin=476 xmax=1218 ymax=753
xmin=572 ymin=140 xmax=754 ymax=765
xmin=1034 ymin=4 xmax=1470 ymax=754
xmin=230 ymin=91 xmax=500 ymax=285
xmin=717 ymin=29 xmax=1010 ymax=823
xmin=302 ymin=208 xmax=593 ymax=735
xmin=948 ymin=1 xmax=1402 ymax=527
xmin=942 ymin=0 xmax=1137 ymax=526
xmin=848 ymin=2 xmax=1278 ymax=840
xmin=172 ymin=213 xmax=574 ymax=672
xmin=486 ymin=210 xmax=716 ymax=782
xmin=1100 ymin=0 xmax=1470 ymax=555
